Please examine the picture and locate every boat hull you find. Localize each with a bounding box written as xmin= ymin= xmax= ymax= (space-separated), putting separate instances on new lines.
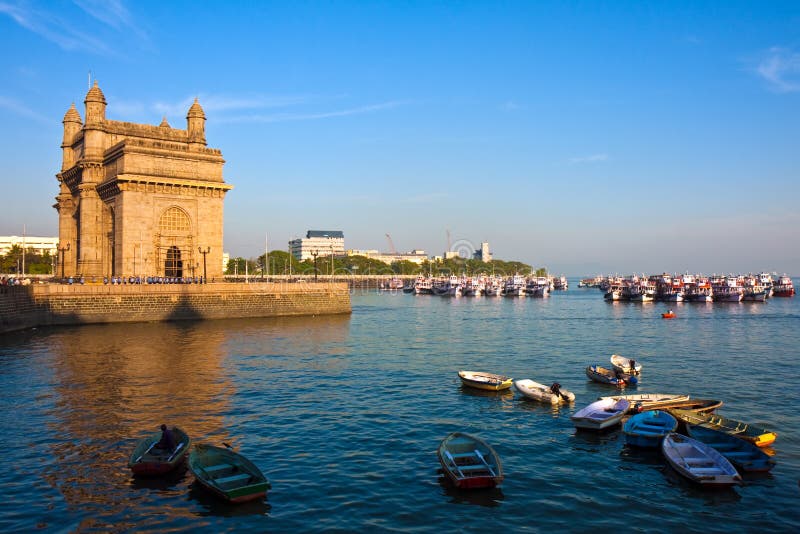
xmin=129 ymin=427 xmax=191 ymax=476
xmin=571 ymin=398 xmax=630 ymax=430
xmin=586 ymin=365 xmax=637 ymax=387
xmin=662 ymin=433 xmax=742 ymax=487
xmin=669 ymin=409 xmax=777 ymax=448
xmin=686 ymin=425 xmax=776 ymax=472
xmin=623 ymin=410 xmax=678 ymax=448
xmin=188 ymin=444 xmax=270 ymax=503
xmin=514 ymin=379 xmax=575 ymax=404
xmin=458 ymin=371 xmax=513 ymax=391
xmin=438 ymin=432 xmax=503 ymax=489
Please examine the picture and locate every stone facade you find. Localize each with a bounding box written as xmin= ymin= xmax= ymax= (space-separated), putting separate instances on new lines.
xmin=55 ymin=82 xmax=232 ymax=279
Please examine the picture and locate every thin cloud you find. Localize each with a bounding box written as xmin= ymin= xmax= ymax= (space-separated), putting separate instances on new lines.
xmin=73 ymin=0 xmax=151 ymax=47
xmin=0 ymin=95 xmax=51 ymax=124
xmin=0 ymin=1 xmax=112 ymax=53
xmin=755 ymin=47 xmax=800 ymax=93
xmin=152 ymin=95 xmax=312 ymax=118
xmin=500 ymin=100 xmax=523 ymax=111
xmin=221 ymin=101 xmax=404 ymax=124
xmin=569 ymin=153 xmax=609 ymax=165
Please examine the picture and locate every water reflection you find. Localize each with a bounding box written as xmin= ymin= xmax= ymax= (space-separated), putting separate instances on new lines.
xmin=188 ymin=482 xmax=272 ymax=517
xmin=437 ymin=476 xmax=505 ymax=507
xmin=39 ymin=314 xmax=349 ymax=522
xmin=661 ymin=465 xmax=742 ymax=504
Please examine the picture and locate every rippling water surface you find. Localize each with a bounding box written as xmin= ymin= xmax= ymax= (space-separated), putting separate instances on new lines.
xmin=1 ymin=282 xmax=799 ymax=532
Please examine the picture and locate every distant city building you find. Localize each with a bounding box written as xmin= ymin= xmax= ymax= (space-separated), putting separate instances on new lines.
xmin=289 ymin=230 xmax=345 ymax=261
xmin=345 ymin=248 xmax=428 ymax=265
xmin=0 ymin=236 xmax=58 ymax=256
xmin=474 ymin=242 xmax=492 ymax=262
xmin=222 ymin=252 xmax=230 ymax=271
xmin=443 ymin=251 xmax=460 ymax=260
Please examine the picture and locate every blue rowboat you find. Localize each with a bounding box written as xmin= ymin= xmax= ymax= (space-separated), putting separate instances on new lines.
xmin=623 ymin=410 xmax=678 ymax=448
xmin=687 ymin=425 xmax=776 ymax=472
xmin=662 ymin=433 xmax=742 ymax=488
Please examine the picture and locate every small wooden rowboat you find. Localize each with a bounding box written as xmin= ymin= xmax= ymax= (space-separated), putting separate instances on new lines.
xmin=687 ymin=425 xmax=776 ymax=472
xmin=571 ymin=398 xmax=630 ymax=430
xmin=458 ymin=370 xmax=513 ymax=391
xmin=438 ymin=432 xmax=504 ymax=489
xmin=662 ymin=433 xmax=742 ymax=487
xmin=599 ymin=393 xmax=689 ymax=412
xmin=623 ymin=410 xmax=678 ymax=448
xmin=586 ymin=365 xmax=637 ymax=387
xmin=609 ymin=354 xmax=642 ymax=375
xmin=598 ymin=394 xmax=721 ymax=414
xmin=188 ymin=444 xmax=270 ymax=503
xmin=514 ymin=379 xmax=575 ymax=404
xmin=128 ymin=426 xmax=191 ymax=476
xmin=669 ymin=409 xmax=777 ymax=448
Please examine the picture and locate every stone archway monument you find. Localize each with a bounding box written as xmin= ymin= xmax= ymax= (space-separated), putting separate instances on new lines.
xmin=54 ymin=82 xmax=233 ymax=279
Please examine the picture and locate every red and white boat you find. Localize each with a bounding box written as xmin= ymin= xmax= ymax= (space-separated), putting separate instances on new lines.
xmin=712 ymin=276 xmax=743 ymax=302
xmin=773 ymin=275 xmax=795 ymax=297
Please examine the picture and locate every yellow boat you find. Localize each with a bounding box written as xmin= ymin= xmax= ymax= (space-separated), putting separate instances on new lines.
xmin=458 ymin=370 xmax=513 ymax=391
xmin=669 ymin=408 xmax=777 ymax=448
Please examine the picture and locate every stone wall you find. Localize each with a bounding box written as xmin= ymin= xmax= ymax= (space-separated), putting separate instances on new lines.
xmin=0 ymin=282 xmax=351 ymax=334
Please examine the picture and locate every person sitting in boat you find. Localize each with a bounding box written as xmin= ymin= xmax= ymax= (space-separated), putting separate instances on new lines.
xmin=156 ymin=424 xmax=176 ymax=452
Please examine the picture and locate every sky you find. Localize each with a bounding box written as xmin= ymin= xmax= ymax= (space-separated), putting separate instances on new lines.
xmin=0 ymin=0 xmax=798 ymax=276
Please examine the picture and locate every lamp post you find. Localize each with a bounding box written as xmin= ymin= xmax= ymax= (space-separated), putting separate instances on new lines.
xmin=198 ymin=246 xmax=210 ymax=283
xmin=310 ymin=249 xmax=319 ymax=282
xmin=57 ymin=242 xmax=70 ymax=279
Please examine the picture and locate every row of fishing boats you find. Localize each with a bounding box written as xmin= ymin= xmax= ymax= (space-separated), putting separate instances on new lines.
xmin=128 ymin=429 xmax=270 ymax=503
xmin=586 ymin=272 xmax=795 ymax=302
xmin=399 ymin=274 xmax=569 ymax=297
xmin=454 ymin=356 xmax=779 ymax=490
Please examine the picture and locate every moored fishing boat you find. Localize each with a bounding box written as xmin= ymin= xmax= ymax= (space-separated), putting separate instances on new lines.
xmin=128 ymin=426 xmax=191 ymax=476
xmin=571 ymin=398 xmax=630 ymax=430
xmin=623 ymin=410 xmax=678 ymax=448
xmin=514 ymin=379 xmax=575 ymax=404
xmin=773 ymin=275 xmax=795 ymax=297
xmin=502 ymin=275 xmax=526 ymax=297
xmin=188 ymin=444 xmax=270 ymax=503
xmin=610 ymin=354 xmax=642 ymax=375
xmin=437 ymin=432 xmax=504 ymax=489
xmin=458 ymin=370 xmax=513 ymax=391
xmin=586 ymin=365 xmax=637 ymax=387
xmin=687 ymin=425 xmax=776 ymax=472
xmin=662 ymin=433 xmax=742 ymax=488
xmin=669 ymin=409 xmax=777 ymax=447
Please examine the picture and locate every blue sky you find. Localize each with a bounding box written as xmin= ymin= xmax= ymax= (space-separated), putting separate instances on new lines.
xmin=1 ymin=0 xmax=798 ymax=276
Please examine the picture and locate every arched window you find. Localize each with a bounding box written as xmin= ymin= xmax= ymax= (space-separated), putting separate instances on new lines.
xmin=159 ymin=207 xmax=191 ymax=234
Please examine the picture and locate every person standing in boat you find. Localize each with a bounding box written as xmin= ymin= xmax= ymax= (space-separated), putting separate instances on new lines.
xmin=156 ymin=424 xmax=176 ymax=452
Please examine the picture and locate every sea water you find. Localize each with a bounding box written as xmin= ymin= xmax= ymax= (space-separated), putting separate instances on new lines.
xmin=0 ymin=281 xmax=798 ymax=532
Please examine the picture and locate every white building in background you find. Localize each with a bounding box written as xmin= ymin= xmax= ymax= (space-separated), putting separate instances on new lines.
xmin=289 ymin=230 xmax=345 ymax=261
xmin=0 ymin=236 xmax=59 ymax=256
xmin=474 ymin=242 xmax=492 ymax=262
xmin=222 ymin=252 xmax=230 ymax=271
xmin=346 ymin=249 xmax=428 ymax=265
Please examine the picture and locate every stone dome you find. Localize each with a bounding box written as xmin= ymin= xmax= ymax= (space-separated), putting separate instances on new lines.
xmin=63 ymin=103 xmax=82 ymax=123
xmin=187 ymin=98 xmax=206 ymax=119
xmin=84 ymin=80 xmax=106 ymax=104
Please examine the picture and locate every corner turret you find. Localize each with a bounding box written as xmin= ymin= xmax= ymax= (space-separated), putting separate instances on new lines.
xmin=61 ymin=103 xmax=82 ymax=170
xmin=186 ymin=98 xmax=206 ymax=149
xmin=84 ymin=80 xmax=107 ymax=124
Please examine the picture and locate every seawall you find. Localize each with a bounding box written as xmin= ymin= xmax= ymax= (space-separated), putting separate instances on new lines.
xmin=0 ymin=282 xmax=351 ymax=334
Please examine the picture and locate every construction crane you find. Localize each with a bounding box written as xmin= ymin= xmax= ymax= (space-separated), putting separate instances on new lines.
xmin=385 ymin=233 xmax=397 ymax=255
